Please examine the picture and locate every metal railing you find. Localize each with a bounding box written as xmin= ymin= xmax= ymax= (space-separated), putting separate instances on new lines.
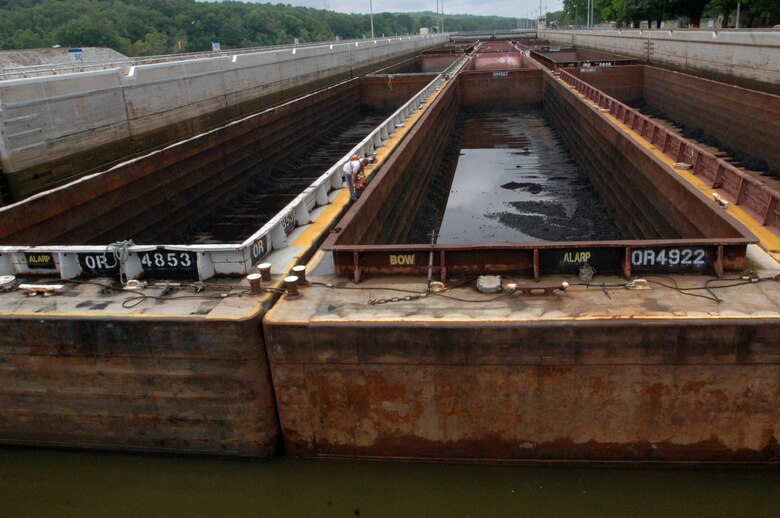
xmin=0 ymin=35 xmax=442 ymax=81
xmin=559 ymin=69 xmax=780 ymax=236
xmin=0 ymin=54 xmax=470 ymax=282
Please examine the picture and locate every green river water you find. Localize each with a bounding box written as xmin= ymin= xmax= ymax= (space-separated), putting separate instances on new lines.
xmin=1 ymin=447 xmax=778 ymax=517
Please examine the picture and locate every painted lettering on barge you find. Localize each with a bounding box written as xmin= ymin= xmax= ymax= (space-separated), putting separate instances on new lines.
xmin=389 ymin=254 xmax=416 ymax=266
xmin=78 ymin=253 xmax=119 ymax=276
xmin=281 ymin=210 xmax=296 ymax=236
xmin=562 ymin=251 xmax=591 ymax=263
xmin=250 ymin=235 xmax=269 ymax=265
xmin=140 ymin=250 xmax=198 ymax=278
xmin=631 ymin=247 xmax=711 ymax=271
xmin=538 ymin=248 xmax=623 ymax=275
xmin=25 ymin=252 xmax=56 ymax=269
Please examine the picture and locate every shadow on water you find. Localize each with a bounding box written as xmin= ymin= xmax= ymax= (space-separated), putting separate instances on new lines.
xmin=408 ymin=106 xmax=623 ymax=244
xmin=1 ymin=447 xmax=779 ymax=517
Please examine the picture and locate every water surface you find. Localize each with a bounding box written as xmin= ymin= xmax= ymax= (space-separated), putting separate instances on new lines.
xmin=2 ymin=447 xmax=778 ymax=517
xmin=436 ymin=109 xmax=622 ymax=244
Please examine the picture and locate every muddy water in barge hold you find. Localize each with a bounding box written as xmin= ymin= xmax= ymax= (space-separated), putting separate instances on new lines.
xmin=3 ymin=447 xmax=779 ymax=517
xmin=421 ymin=109 xmax=623 ymax=244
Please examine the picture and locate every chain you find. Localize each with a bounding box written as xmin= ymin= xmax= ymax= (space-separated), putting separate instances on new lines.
xmin=104 ymin=239 xmax=135 ymax=285
xmin=368 ymin=293 xmax=427 ymax=305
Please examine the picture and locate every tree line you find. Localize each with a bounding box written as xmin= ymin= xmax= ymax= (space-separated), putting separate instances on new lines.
xmin=0 ymin=0 xmax=518 ymax=56
xmin=553 ymin=0 xmax=778 ymax=28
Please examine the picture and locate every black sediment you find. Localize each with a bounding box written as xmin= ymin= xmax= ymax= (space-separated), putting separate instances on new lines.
xmin=407 ymin=107 xmax=624 ymax=244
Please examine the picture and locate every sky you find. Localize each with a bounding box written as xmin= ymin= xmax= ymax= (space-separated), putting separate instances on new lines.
xmin=243 ymin=1 xmax=564 ymax=18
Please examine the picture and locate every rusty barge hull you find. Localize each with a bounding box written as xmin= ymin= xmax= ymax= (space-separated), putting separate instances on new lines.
xmin=0 ymin=298 xmax=278 ymax=457
xmin=265 ymin=304 xmax=780 ymax=463
xmin=263 ymin=43 xmax=780 ymax=464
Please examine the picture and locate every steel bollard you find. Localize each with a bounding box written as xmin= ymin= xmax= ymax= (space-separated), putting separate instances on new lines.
xmin=284 ymin=276 xmax=300 ymax=299
xmin=258 ymin=263 xmax=272 ymax=283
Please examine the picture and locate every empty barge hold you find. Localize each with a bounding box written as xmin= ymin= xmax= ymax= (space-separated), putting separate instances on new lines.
xmin=323 ymin=55 xmax=756 ymax=283
xmin=567 ymin=64 xmax=780 ymax=181
xmin=0 ymin=35 xmax=449 ymax=204
xmin=412 ymin=108 xmax=623 ymax=244
xmin=0 ymin=66 xmax=456 ymax=280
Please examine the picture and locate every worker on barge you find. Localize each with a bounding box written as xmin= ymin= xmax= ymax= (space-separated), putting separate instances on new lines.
xmin=342 ymin=154 xmax=367 ymax=201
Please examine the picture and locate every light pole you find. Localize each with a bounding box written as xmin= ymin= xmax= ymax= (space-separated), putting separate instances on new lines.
xmin=539 ymin=0 xmax=542 ymax=29
xmin=370 ymin=0 xmax=374 ymax=38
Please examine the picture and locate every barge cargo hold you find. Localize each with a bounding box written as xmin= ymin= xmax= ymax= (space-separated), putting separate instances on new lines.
xmin=0 ymin=35 xmax=449 ymax=204
xmin=324 ymin=60 xmax=756 ymax=282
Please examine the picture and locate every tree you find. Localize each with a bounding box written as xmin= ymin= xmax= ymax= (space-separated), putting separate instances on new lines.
xmin=55 ymin=14 xmax=129 ymax=53
xmin=13 ymin=28 xmax=41 ymax=49
xmin=134 ymin=28 xmax=169 ymax=56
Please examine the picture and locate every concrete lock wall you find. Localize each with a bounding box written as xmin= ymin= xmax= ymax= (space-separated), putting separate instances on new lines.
xmin=0 ymin=35 xmax=449 ymax=202
xmin=540 ymin=29 xmax=780 ymax=96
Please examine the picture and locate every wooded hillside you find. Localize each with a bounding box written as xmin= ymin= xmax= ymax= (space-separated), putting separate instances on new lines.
xmin=0 ymin=0 xmax=518 ymax=56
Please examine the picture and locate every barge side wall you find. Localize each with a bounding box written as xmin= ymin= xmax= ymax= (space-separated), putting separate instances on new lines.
xmin=265 ymin=318 xmax=780 ymax=462
xmin=543 ymin=72 xmax=745 ymax=241
xmin=336 ymin=75 xmax=460 ymax=245
xmin=0 ymin=312 xmax=279 ymax=457
xmin=359 ymin=75 xmax=436 ymax=111
xmin=0 ymin=35 xmax=449 ymax=202
xmin=568 ymin=65 xmax=780 ymax=173
xmin=0 ymin=80 xmax=373 ymax=246
xmin=459 ymin=69 xmax=544 ymax=107
xmin=567 ymin=65 xmax=645 ymax=103
xmin=642 ymin=66 xmax=780 ymax=173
